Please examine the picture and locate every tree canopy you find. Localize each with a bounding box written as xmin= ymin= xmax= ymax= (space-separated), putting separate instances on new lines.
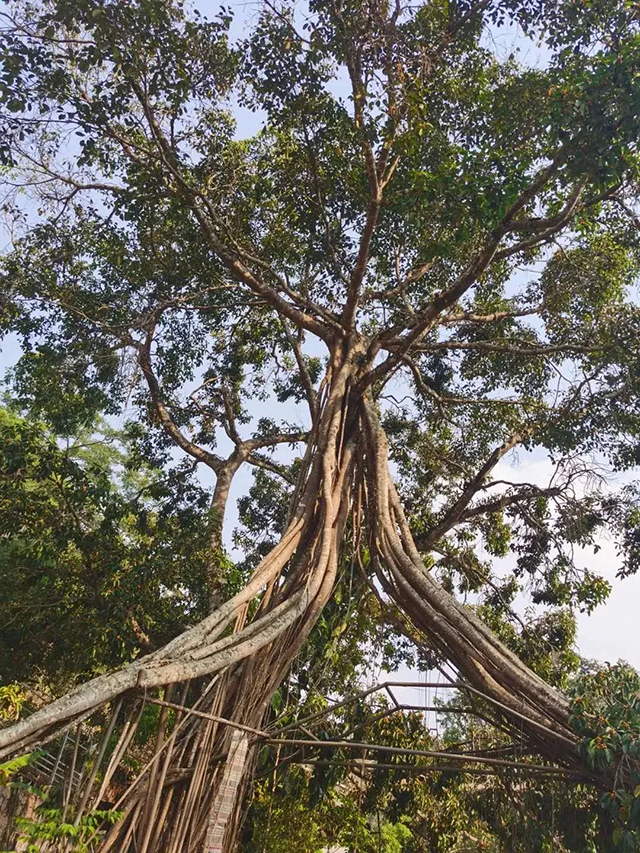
xmin=0 ymin=0 xmax=639 ymax=850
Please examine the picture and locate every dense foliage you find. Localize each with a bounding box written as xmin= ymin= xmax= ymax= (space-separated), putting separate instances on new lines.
xmin=0 ymin=406 xmax=214 ymax=684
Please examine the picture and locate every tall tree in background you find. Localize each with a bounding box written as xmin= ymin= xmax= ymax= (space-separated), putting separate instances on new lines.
xmin=0 ymin=0 xmax=639 ymax=849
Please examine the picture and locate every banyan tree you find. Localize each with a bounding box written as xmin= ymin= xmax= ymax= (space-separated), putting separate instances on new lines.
xmin=0 ymin=0 xmax=639 ymax=849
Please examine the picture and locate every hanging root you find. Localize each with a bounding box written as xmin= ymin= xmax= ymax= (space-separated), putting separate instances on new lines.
xmin=0 ymin=351 xmax=365 ymax=852
xmin=360 ymin=397 xmax=581 ymax=766
xmin=0 ymin=368 xmax=611 ymax=852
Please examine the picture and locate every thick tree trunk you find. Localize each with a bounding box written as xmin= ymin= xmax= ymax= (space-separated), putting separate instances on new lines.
xmin=0 ymin=343 xmax=596 ymax=851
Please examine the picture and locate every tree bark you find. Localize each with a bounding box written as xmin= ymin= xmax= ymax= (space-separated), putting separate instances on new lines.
xmin=0 ymin=342 xmax=600 ymax=851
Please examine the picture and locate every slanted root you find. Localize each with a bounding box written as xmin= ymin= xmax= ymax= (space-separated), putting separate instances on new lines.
xmin=0 ymin=375 xmax=604 ymax=852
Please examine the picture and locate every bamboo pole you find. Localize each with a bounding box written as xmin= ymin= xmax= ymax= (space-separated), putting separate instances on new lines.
xmin=264 ymin=737 xmax=592 ymax=780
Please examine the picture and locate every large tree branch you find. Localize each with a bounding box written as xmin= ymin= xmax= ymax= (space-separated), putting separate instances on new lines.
xmin=124 ymin=79 xmax=336 ymax=343
xmin=400 ymin=355 xmax=548 ymax=415
xmin=457 ymin=486 xmax=563 ymax=524
xmin=243 ymin=431 xmax=308 ymax=452
xmin=281 ymin=320 xmax=319 ymax=422
xmin=330 ymin=0 xmax=382 ymax=331
xmin=361 ymin=155 xmax=569 ymax=386
xmin=19 ymin=72 xmax=335 ymax=341
xmin=504 ymin=180 xmax=586 ymax=234
xmin=440 ymin=305 xmax=545 ymax=325
xmin=494 ymin=183 xmax=619 ymax=263
xmin=135 ymin=331 xmax=225 ymax=472
xmin=415 ymin=339 xmax=603 ymax=357
xmin=331 ymin=0 xmax=406 ymax=331
xmin=415 ymin=431 xmax=528 ymax=552
xmin=247 ymin=452 xmax=297 ymax=485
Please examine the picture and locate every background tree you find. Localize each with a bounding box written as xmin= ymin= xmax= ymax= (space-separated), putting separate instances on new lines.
xmin=0 ymin=0 xmax=639 ymax=850
xmin=0 ymin=405 xmax=216 ymax=684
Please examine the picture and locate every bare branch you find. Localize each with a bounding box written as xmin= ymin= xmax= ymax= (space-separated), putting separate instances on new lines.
xmin=135 ymin=330 xmax=224 ymax=472
xmin=415 ymin=430 xmax=529 ymax=551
